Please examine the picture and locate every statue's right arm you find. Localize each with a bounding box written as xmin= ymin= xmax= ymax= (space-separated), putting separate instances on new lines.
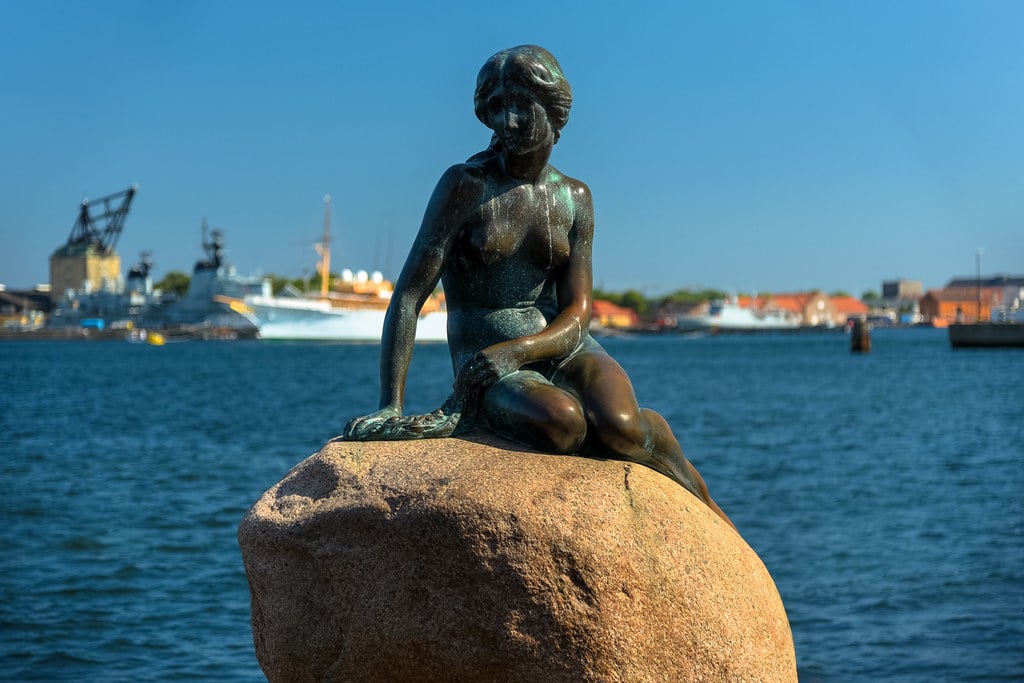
xmin=373 ymin=165 xmax=475 ymax=416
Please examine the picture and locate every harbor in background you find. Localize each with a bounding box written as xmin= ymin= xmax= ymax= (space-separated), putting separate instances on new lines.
xmin=1 ymin=186 xmax=1020 ymax=345
xmin=1 ymin=187 xmax=448 ymax=343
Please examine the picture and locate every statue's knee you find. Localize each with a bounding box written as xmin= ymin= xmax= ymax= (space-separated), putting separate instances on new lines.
xmin=484 ymin=391 xmax=585 ymax=454
xmin=593 ymin=410 xmax=645 ymax=455
xmin=536 ymin=399 xmax=586 ymax=453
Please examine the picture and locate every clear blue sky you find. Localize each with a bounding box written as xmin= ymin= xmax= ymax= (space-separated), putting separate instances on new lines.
xmin=2 ymin=1 xmax=1021 ymax=296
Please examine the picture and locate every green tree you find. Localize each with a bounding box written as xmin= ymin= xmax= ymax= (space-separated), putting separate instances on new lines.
xmin=861 ymin=290 xmax=881 ymax=301
xmin=271 ymin=276 xmax=292 ymax=294
xmin=155 ymin=271 xmax=191 ymax=297
xmin=659 ymin=288 xmax=727 ymax=305
xmin=619 ymin=289 xmax=649 ymax=318
xmin=593 ymin=288 xmax=652 ymax=320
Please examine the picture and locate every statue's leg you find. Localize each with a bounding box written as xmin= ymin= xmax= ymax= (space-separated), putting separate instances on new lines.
xmin=639 ymin=407 xmax=735 ymax=529
xmin=480 ymin=370 xmax=587 ymax=454
xmin=555 ymin=351 xmax=734 ymax=527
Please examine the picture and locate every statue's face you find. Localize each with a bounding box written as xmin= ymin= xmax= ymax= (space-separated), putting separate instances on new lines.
xmin=484 ymin=82 xmax=554 ymax=156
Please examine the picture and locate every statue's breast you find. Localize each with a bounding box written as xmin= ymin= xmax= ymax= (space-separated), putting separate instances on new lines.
xmin=465 ymin=185 xmax=572 ymax=269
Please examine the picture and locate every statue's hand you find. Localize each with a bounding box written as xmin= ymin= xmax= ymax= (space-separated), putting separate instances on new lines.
xmin=339 ymin=405 xmax=461 ymax=441
xmin=455 ymin=346 xmax=520 ymax=403
xmin=343 ymin=405 xmax=402 ymax=440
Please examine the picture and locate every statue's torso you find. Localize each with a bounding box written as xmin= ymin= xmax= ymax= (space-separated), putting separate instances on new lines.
xmin=443 ymin=165 xmax=579 ymax=367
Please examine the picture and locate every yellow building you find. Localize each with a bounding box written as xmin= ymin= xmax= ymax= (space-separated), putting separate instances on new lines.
xmin=48 ymin=185 xmax=137 ymax=303
xmin=49 ymin=244 xmax=121 ymax=303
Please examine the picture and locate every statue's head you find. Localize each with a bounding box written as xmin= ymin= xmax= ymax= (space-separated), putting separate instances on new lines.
xmin=474 ymin=45 xmax=573 ymax=143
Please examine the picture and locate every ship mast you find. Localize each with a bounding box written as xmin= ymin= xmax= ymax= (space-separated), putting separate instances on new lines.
xmin=318 ymin=194 xmax=332 ymax=298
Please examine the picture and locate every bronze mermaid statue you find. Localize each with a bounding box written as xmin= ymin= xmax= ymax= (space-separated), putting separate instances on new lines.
xmin=344 ymin=45 xmax=732 ymax=527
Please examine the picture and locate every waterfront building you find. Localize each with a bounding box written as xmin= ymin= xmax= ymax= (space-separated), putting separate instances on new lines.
xmin=919 ymin=286 xmax=1005 ymax=324
xmin=882 ymin=279 xmax=923 ymax=307
xmin=592 ymin=299 xmax=640 ymax=329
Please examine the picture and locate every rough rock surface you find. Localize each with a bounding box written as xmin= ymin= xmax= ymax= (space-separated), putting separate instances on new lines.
xmin=238 ymin=436 xmax=796 ymax=682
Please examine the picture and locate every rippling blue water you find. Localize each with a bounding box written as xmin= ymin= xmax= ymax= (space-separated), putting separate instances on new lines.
xmin=2 ymin=329 xmax=1021 ymax=681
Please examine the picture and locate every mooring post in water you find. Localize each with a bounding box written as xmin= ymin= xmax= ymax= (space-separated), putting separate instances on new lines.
xmin=850 ymin=318 xmax=871 ymax=353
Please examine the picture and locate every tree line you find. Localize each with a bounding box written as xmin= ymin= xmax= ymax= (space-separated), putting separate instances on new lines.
xmin=155 ymin=272 xmax=330 ymax=297
xmin=594 ymin=288 xmax=874 ymax=321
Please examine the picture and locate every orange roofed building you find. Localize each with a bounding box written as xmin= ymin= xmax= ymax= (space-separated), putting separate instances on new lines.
xmin=592 ymin=299 xmax=639 ymax=329
xmin=769 ymin=292 xmax=832 ymax=326
xmin=829 ymin=295 xmax=870 ymax=325
xmin=735 ymin=291 xmax=867 ymax=327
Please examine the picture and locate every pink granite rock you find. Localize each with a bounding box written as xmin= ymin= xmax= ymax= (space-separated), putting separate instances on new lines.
xmin=239 ymin=436 xmax=796 ymax=682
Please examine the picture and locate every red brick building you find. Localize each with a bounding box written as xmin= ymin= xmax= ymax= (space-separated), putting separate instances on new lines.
xmin=919 ymin=287 xmax=1004 ymax=324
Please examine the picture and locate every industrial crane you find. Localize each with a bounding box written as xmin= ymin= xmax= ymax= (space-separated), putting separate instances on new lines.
xmin=63 ymin=185 xmax=137 ymax=254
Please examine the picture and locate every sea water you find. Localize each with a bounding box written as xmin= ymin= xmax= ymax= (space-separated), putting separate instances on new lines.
xmin=1 ymin=329 xmax=1021 ymax=681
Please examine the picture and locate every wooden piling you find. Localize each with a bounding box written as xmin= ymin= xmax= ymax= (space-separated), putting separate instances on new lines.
xmin=850 ymin=318 xmax=871 ymax=353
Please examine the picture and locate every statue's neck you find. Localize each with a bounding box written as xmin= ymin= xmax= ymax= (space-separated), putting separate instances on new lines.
xmin=499 ymin=145 xmax=552 ymax=183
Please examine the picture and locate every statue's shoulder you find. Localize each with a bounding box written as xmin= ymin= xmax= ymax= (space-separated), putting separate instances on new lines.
xmin=546 ymin=165 xmax=592 ymax=200
xmin=438 ymin=161 xmax=480 ymax=183
xmin=463 ymin=146 xmax=501 ymax=174
xmin=436 ymin=156 xmax=493 ymax=191
xmin=568 ymin=175 xmax=592 ymax=201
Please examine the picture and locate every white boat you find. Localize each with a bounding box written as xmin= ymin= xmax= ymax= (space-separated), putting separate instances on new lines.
xmin=241 ymin=274 xmax=447 ymax=342
xmin=229 ymin=195 xmax=447 ymax=342
xmin=676 ymin=297 xmax=800 ymax=333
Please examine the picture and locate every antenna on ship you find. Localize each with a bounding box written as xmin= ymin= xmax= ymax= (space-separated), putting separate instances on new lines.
xmin=316 ymin=194 xmax=332 ymax=298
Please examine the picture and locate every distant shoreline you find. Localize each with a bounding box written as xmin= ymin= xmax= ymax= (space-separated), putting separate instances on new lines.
xmin=0 ymin=323 xmax=880 ymax=342
xmin=0 ymin=328 xmax=128 ymax=341
xmin=0 ymin=327 xmax=259 ymax=342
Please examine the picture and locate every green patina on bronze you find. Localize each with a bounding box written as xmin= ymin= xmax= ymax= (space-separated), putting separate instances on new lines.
xmin=342 ymin=46 xmax=731 ymax=526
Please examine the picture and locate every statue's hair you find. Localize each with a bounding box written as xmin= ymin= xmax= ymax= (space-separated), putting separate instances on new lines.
xmin=474 ymin=45 xmax=572 ymax=143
